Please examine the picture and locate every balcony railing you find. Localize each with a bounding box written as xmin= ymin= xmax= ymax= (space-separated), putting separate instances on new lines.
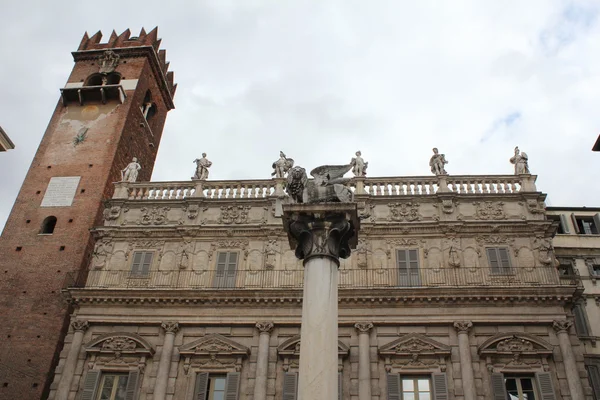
xmin=65 ymin=266 xmax=574 ymax=291
xmin=112 ymin=174 xmax=536 ymax=201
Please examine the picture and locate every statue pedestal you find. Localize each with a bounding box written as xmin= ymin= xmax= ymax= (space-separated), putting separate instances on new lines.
xmin=282 ymin=203 xmax=359 ymax=400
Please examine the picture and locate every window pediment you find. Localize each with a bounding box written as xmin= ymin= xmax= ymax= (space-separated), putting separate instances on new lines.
xmin=179 ymin=333 xmax=249 ymax=357
xmin=379 ymin=333 xmax=451 ymax=357
xmin=478 ymin=332 xmax=553 ymax=356
xmin=277 ymin=335 xmax=350 ymax=357
xmin=85 ymin=332 xmax=154 ymax=356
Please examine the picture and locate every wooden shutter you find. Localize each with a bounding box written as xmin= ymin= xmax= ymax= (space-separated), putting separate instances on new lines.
xmin=225 ymin=252 xmax=238 ymax=288
xmin=397 ymin=249 xmax=409 ymax=286
xmin=194 ymin=372 xmax=209 ymax=400
xmin=131 ymin=251 xmax=143 ymax=275
xmin=282 ymin=372 xmax=298 ymax=400
xmin=432 ymin=373 xmax=448 ymax=400
xmin=397 ymin=249 xmax=420 ymax=286
xmin=225 ymin=372 xmax=240 ymax=400
xmin=573 ymin=304 xmax=590 ymax=336
xmin=486 ymin=248 xmax=500 ymax=273
xmin=587 ymin=365 xmax=600 ymax=399
xmin=490 ymin=373 xmax=506 ymax=400
xmin=559 ymin=214 xmax=570 ymax=234
xmin=140 ymin=252 xmax=153 ymax=275
xmin=571 ymin=213 xmax=581 ymax=234
xmin=594 ymin=213 xmax=600 ymax=234
xmin=535 ymin=371 xmax=557 ymax=400
xmin=338 ymin=372 xmax=342 ymax=400
xmin=125 ymin=370 xmax=139 ymax=400
xmin=80 ymin=370 xmax=101 ymax=400
xmin=498 ymin=248 xmax=512 ymax=273
xmin=408 ymin=249 xmax=421 ymax=286
xmin=386 ymin=373 xmax=401 ymax=400
xmin=214 ymin=252 xmax=228 ymax=287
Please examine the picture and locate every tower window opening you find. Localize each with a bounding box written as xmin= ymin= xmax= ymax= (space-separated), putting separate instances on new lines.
xmin=40 ymin=216 xmax=57 ymax=234
xmin=141 ymin=90 xmax=157 ymax=122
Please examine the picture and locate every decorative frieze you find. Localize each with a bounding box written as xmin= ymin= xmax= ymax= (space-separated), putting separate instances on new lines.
xmin=388 ymin=202 xmax=422 ymax=222
xmin=474 ymin=201 xmax=505 ymax=220
xmin=138 ymin=206 xmax=170 ymax=225
xmin=218 ymin=205 xmax=251 ymax=224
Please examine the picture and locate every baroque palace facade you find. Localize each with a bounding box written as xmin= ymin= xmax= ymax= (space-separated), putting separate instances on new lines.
xmin=0 ymin=28 xmax=598 ymax=400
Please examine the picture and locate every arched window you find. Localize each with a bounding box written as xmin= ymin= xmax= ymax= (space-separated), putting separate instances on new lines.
xmin=105 ymin=72 xmax=121 ymax=85
xmin=85 ymin=73 xmax=104 ymax=86
xmin=40 ymin=216 xmax=57 ymax=234
xmin=141 ymin=90 xmax=157 ymax=121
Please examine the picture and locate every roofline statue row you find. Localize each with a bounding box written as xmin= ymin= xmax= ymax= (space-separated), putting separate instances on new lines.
xmin=117 ymin=146 xmax=531 ymax=184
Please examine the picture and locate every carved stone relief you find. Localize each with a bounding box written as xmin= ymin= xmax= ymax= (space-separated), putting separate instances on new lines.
xmin=209 ymin=240 xmax=249 ymax=262
xmin=138 ymin=206 xmax=170 ymax=225
xmin=379 ymin=333 xmax=451 ymax=372
xmin=523 ymin=199 xmax=545 ymax=215
xmin=534 ymin=237 xmax=556 ymax=266
xmin=103 ymin=205 xmax=127 ymax=221
xmin=92 ymin=239 xmax=114 ymax=269
xmin=178 ymin=241 xmax=194 ymax=269
xmin=126 ymin=240 xmax=165 ymax=261
xmin=218 ymin=205 xmax=251 ymax=224
xmin=474 ymin=201 xmax=505 ymax=220
xmin=358 ymin=203 xmax=376 ymax=223
xmin=179 ymin=334 xmax=249 ymax=374
xmin=388 ymin=202 xmax=422 ymax=222
xmin=434 ymin=198 xmax=458 ymax=215
xmin=264 ymin=239 xmax=279 ymax=270
xmin=356 ymin=238 xmax=369 ymax=269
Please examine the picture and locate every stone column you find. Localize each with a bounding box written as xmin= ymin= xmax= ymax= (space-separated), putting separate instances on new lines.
xmin=154 ymin=322 xmax=179 ymax=400
xmin=553 ymin=320 xmax=585 ymax=400
xmin=253 ymin=322 xmax=274 ymax=400
xmin=283 ymin=203 xmax=358 ymax=400
xmin=55 ymin=320 xmax=89 ymax=399
xmin=355 ymin=322 xmax=373 ymax=400
xmin=453 ymin=321 xmax=476 ymax=400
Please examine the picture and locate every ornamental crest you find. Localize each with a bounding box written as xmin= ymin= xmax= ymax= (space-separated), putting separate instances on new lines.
xmin=474 ymin=201 xmax=505 ymax=220
xmin=496 ymin=337 xmax=534 ymax=352
xmin=218 ymin=205 xmax=251 ymax=224
xmin=138 ymin=206 xmax=170 ymax=225
xmin=102 ymin=337 xmax=137 ymax=351
xmin=85 ymin=332 xmax=154 ymax=357
xmin=103 ymin=205 xmax=126 ymax=221
xmin=388 ymin=202 xmax=422 ymax=222
xmin=395 ymin=338 xmax=435 ymax=353
xmin=179 ymin=334 xmax=249 ymax=357
xmin=99 ymin=50 xmax=120 ymax=74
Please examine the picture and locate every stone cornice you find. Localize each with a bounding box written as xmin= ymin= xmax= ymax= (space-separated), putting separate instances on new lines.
xmin=64 ymin=286 xmax=578 ymax=307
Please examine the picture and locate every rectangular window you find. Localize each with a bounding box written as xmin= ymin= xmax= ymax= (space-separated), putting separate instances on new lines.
xmin=593 ymin=265 xmax=600 ymax=276
xmin=572 ymin=213 xmax=600 ymax=235
xmin=213 ymin=252 xmax=238 ymax=288
xmin=585 ymin=361 xmax=600 ymax=400
xmin=194 ymin=372 xmax=240 ymax=400
xmin=557 ymin=260 xmax=576 ymax=276
xmin=573 ymin=303 xmax=591 ymax=337
xmin=397 ymin=249 xmax=421 ymax=287
xmin=80 ymin=370 xmax=139 ymax=400
xmin=96 ymin=373 xmax=129 ymax=400
xmin=548 ymin=214 xmax=569 ymax=234
xmin=491 ymin=372 xmax=556 ymax=400
xmin=130 ymin=251 xmax=153 ymax=277
xmin=281 ymin=372 xmax=342 ymax=400
xmin=388 ymin=374 xmax=447 ymax=400
xmin=486 ymin=247 xmax=513 ymax=274
xmin=401 ymin=376 xmax=431 ymax=399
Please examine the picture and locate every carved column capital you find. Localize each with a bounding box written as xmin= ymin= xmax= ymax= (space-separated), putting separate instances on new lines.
xmin=284 ymin=207 xmax=357 ymax=267
xmin=354 ymin=322 xmax=374 ymax=334
xmin=161 ymin=321 xmax=180 ymax=334
xmin=453 ymin=321 xmax=473 ymax=333
xmin=256 ymin=322 xmax=274 ymax=334
xmin=552 ymin=320 xmax=573 ymax=334
xmin=70 ymin=320 xmax=89 ymax=332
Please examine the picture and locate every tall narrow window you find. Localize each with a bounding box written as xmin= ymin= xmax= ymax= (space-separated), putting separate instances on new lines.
xmin=194 ymin=372 xmax=240 ymax=400
xmin=80 ymin=370 xmax=139 ymax=400
xmin=586 ymin=361 xmax=600 ymax=400
xmin=486 ymin=247 xmax=513 ymax=274
xmin=130 ymin=251 xmax=153 ymax=277
xmin=397 ymin=249 xmax=421 ymax=287
xmin=491 ymin=372 xmax=556 ymax=400
xmin=40 ymin=216 xmax=57 ymax=234
xmin=214 ymin=252 xmax=238 ymax=288
xmin=573 ymin=303 xmax=591 ymax=337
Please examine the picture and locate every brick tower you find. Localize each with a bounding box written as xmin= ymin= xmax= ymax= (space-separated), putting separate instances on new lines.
xmin=0 ymin=28 xmax=175 ymax=400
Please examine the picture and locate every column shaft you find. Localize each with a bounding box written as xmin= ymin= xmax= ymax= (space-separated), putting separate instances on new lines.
xmin=55 ymin=329 xmax=86 ymax=399
xmin=357 ymin=329 xmax=372 ymax=400
xmin=154 ymin=322 xmax=179 ymax=400
xmin=298 ymin=258 xmax=338 ymax=400
xmin=557 ymin=331 xmax=585 ymax=399
xmin=456 ymin=332 xmax=476 ymax=400
xmin=253 ymin=322 xmax=273 ymax=400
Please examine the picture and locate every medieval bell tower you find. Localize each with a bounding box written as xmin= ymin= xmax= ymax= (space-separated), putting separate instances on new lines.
xmin=0 ymin=28 xmax=175 ymax=400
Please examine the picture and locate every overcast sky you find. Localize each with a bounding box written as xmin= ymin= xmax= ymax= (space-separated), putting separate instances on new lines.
xmin=1 ymin=0 xmax=599 ymax=231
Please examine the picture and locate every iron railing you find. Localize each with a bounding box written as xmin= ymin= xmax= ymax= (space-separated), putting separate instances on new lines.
xmin=64 ymin=266 xmax=577 ymax=291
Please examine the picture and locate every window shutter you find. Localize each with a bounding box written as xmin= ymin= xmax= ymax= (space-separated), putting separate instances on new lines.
xmin=432 ymin=373 xmax=448 ymax=400
xmin=131 ymin=252 xmax=144 ymax=275
xmin=490 ymin=373 xmax=506 ymax=400
xmin=397 ymin=250 xmax=409 ymax=287
xmin=386 ymin=373 xmax=401 ymax=400
xmin=408 ymin=249 xmax=421 ymax=286
xmin=571 ymin=213 xmax=581 ymax=234
xmin=140 ymin=252 xmax=153 ymax=275
xmin=194 ymin=372 xmax=209 ymax=400
xmin=587 ymin=365 xmax=600 ymax=399
xmin=282 ymin=372 xmax=298 ymax=400
xmin=225 ymin=372 xmax=240 ymax=400
xmin=573 ymin=304 xmax=590 ymax=337
xmin=125 ymin=370 xmax=140 ymax=400
xmin=535 ymin=372 xmax=557 ymax=400
xmin=559 ymin=214 xmax=570 ymax=234
xmin=225 ymin=252 xmax=238 ymax=288
xmin=80 ymin=370 xmax=101 ymax=400
xmin=338 ymin=372 xmax=342 ymax=400
xmin=486 ymin=248 xmax=500 ymax=273
xmin=594 ymin=213 xmax=600 ymax=234
xmin=498 ymin=248 xmax=511 ymax=271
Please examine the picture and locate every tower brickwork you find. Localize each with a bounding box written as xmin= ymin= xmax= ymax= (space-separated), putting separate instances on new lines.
xmin=0 ymin=28 xmax=175 ymax=400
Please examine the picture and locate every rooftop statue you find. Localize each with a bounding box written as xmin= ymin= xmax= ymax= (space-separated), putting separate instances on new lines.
xmin=350 ymin=150 xmax=368 ymax=177
xmin=192 ymin=153 xmax=212 ymax=180
xmin=121 ymin=157 xmax=141 ymax=182
xmin=510 ymin=146 xmax=530 ymax=175
xmin=272 ymin=151 xmax=294 ymax=178
xmin=286 ymin=164 xmax=354 ymax=204
xmin=429 ymin=147 xmax=448 ymax=175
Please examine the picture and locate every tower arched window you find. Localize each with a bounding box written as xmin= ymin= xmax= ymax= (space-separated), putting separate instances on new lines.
xmin=141 ymin=90 xmax=157 ymax=121
xmin=40 ymin=216 xmax=57 ymax=234
xmin=85 ymin=72 xmax=121 ymax=86
xmin=85 ymin=73 xmax=104 ymax=86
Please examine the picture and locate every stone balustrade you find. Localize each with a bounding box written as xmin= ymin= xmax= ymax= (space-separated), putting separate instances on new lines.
xmin=113 ymin=174 xmax=535 ymax=200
